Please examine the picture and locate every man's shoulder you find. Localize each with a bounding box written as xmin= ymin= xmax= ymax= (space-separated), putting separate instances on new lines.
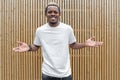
xmin=60 ymin=22 xmax=72 ymax=29
xmin=60 ymin=22 xmax=70 ymax=27
xmin=36 ymin=23 xmax=48 ymax=31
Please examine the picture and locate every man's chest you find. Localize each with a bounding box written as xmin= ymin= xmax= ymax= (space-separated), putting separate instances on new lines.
xmin=40 ymin=29 xmax=68 ymax=45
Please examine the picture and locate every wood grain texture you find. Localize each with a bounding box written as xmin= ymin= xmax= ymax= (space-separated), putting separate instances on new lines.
xmin=0 ymin=0 xmax=120 ymax=80
xmin=0 ymin=0 xmax=1 ymax=80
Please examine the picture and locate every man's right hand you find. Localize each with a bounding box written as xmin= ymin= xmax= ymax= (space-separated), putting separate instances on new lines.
xmin=13 ymin=41 xmax=30 ymax=52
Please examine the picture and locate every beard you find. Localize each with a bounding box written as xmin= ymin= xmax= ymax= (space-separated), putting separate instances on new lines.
xmin=49 ymin=21 xmax=58 ymax=24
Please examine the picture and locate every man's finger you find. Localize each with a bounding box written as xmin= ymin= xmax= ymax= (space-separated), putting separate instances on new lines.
xmin=96 ymin=42 xmax=103 ymax=46
xmin=89 ymin=36 xmax=95 ymax=40
xmin=13 ymin=47 xmax=19 ymax=51
xmin=13 ymin=47 xmax=21 ymax=52
xmin=17 ymin=41 xmax=23 ymax=45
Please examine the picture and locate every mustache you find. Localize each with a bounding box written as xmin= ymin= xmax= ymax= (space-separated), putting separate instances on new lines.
xmin=49 ymin=16 xmax=56 ymax=18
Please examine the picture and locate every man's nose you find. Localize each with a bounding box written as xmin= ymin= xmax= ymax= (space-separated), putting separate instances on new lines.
xmin=51 ymin=12 xmax=55 ymax=15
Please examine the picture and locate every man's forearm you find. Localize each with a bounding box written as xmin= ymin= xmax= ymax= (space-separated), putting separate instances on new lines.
xmin=28 ymin=44 xmax=40 ymax=51
xmin=69 ymin=42 xmax=87 ymax=49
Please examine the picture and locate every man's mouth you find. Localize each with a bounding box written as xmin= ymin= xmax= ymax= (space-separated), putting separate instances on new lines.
xmin=51 ymin=17 xmax=56 ymax=20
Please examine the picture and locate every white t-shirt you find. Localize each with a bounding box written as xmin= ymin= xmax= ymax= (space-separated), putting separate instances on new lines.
xmin=34 ymin=22 xmax=76 ymax=77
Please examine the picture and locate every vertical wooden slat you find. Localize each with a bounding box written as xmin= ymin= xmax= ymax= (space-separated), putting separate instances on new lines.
xmin=0 ymin=0 xmax=1 ymax=79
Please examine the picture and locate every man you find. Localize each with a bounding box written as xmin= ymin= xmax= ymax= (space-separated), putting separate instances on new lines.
xmin=13 ymin=2 xmax=103 ymax=80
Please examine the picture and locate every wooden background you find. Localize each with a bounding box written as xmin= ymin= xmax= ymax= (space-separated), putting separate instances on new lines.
xmin=0 ymin=0 xmax=120 ymax=80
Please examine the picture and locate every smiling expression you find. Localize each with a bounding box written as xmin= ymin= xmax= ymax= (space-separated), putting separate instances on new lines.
xmin=45 ymin=6 xmax=60 ymax=25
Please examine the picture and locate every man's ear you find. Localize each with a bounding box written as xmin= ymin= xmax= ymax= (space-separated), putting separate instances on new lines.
xmin=59 ymin=10 xmax=61 ymax=16
xmin=58 ymin=11 xmax=61 ymax=16
xmin=45 ymin=13 xmax=47 ymax=16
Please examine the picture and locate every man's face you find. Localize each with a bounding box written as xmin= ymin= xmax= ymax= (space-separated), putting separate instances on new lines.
xmin=46 ymin=6 xmax=60 ymax=24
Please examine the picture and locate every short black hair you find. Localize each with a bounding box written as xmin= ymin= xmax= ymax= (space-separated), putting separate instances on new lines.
xmin=45 ymin=2 xmax=60 ymax=14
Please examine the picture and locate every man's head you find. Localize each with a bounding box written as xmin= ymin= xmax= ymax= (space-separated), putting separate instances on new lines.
xmin=45 ymin=2 xmax=61 ymax=26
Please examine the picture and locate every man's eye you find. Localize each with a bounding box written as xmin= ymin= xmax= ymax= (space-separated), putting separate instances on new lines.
xmin=54 ymin=12 xmax=58 ymax=14
xmin=48 ymin=11 xmax=52 ymax=13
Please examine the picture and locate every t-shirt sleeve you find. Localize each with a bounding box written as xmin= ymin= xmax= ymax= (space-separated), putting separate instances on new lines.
xmin=33 ymin=29 xmax=41 ymax=46
xmin=68 ymin=26 xmax=76 ymax=44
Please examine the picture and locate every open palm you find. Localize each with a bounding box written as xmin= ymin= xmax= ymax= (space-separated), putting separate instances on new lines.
xmin=13 ymin=41 xmax=29 ymax=52
xmin=85 ymin=36 xmax=103 ymax=47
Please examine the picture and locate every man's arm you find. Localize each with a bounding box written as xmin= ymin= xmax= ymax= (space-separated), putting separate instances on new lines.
xmin=28 ymin=44 xmax=40 ymax=51
xmin=69 ymin=36 xmax=103 ymax=49
xmin=13 ymin=41 xmax=40 ymax=52
xmin=69 ymin=42 xmax=87 ymax=49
